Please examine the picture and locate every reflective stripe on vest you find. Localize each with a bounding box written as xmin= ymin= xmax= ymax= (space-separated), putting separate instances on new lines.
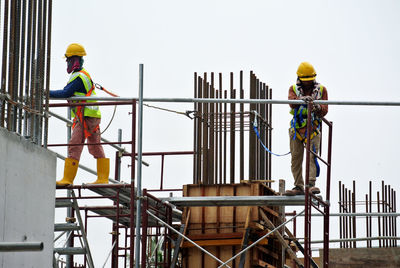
xmin=69 ymin=69 xmax=101 ymax=119
xmin=290 ymin=83 xmax=323 ymax=129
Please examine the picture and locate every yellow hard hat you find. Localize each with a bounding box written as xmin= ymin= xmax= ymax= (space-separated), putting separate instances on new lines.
xmin=64 ymin=43 xmax=86 ymax=58
xmin=297 ymin=62 xmax=316 ymax=81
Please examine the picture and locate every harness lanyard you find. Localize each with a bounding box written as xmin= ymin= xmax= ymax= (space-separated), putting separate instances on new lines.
xmin=253 ymin=114 xmax=290 ymax=157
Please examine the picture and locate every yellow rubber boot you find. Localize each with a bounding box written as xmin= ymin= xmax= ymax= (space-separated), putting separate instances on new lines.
xmin=90 ymin=158 xmax=109 ymax=184
xmin=56 ymin=158 xmax=79 ymax=186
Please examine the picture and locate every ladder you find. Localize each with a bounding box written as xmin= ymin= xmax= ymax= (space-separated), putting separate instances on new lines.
xmin=53 ymin=190 xmax=95 ymax=268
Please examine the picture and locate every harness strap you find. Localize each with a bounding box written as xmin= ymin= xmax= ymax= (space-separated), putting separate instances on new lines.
xmin=71 ymin=70 xmax=98 ymax=138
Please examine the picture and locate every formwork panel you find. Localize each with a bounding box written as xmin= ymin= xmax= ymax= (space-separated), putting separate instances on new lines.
xmin=182 ymin=183 xmax=282 ymax=268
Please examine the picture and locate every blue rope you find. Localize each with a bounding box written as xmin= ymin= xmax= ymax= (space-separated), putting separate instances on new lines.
xmin=313 ymin=144 xmax=320 ymax=177
xmin=252 ymin=125 xmax=290 ymax=157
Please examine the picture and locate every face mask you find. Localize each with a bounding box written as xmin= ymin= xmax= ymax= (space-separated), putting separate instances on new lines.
xmin=67 ymin=56 xmax=81 ymax=73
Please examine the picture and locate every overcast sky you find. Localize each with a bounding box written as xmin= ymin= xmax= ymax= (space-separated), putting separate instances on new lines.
xmin=48 ymin=0 xmax=400 ymax=265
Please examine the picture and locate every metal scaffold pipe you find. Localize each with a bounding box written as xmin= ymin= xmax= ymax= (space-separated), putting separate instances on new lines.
xmin=0 ymin=242 xmax=44 ymax=252
xmin=134 ymin=64 xmax=144 ymax=268
xmin=54 ymin=96 xmax=400 ymax=106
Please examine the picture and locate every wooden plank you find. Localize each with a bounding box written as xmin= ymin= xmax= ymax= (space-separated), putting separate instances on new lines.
xmin=220 ymin=185 xmax=234 ymax=234
xmin=256 ymin=245 xmax=279 ymax=260
xmin=259 ymin=209 xmax=303 ymax=268
xmin=203 ymin=246 xmax=218 ymax=267
xmin=204 ymin=186 xmax=218 ymax=235
xmin=187 ymin=232 xmax=243 ymax=241
xmin=239 ymin=208 xmax=252 ymax=267
xmin=182 ymin=238 xmax=268 ymax=248
xmin=260 ymin=206 xmax=280 ymax=218
xmin=240 ymin=180 xmax=275 ymax=184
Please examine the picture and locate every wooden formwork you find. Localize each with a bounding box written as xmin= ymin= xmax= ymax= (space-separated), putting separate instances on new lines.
xmin=181 ymin=182 xmax=286 ymax=268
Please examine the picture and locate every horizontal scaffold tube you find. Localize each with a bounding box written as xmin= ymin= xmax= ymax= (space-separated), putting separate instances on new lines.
xmin=0 ymin=242 xmax=43 ymax=252
xmin=48 ymin=96 xmax=400 ymax=106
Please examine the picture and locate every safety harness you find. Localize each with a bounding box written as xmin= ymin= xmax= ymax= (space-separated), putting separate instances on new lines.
xmin=70 ymin=70 xmax=119 ymax=139
xmin=71 ymin=70 xmax=99 ymax=138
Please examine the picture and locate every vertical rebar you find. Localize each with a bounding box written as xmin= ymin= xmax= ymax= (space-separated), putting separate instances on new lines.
xmin=365 ymin=194 xmax=369 ymax=248
xmin=7 ymin=0 xmax=16 ymax=131
xmin=18 ymin=0 xmax=26 ymax=135
xmin=229 ymin=73 xmax=235 ymax=184
xmin=255 ymin=79 xmax=260 ymax=180
xmin=339 ymin=181 xmax=343 ymax=248
xmin=0 ymin=0 xmax=10 ymax=127
xmin=29 ymin=0 xmax=37 ymax=141
xmin=389 ymin=186 xmax=392 ymax=247
xmin=384 ymin=184 xmax=388 ymax=247
xmin=377 ymin=191 xmax=382 ymax=247
xmin=239 ymin=71 xmax=244 ymax=181
xmin=343 ymin=185 xmax=350 ymax=248
xmin=43 ymin=0 xmax=52 ymax=147
xmin=394 ymin=191 xmax=397 ymax=246
xmin=35 ymin=0 xmax=43 ymax=145
xmin=352 ymin=180 xmax=356 ymax=248
xmin=196 ymin=76 xmax=202 ymax=184
xmin=223 ymin=89 xmax=227 ymax=184
xmin=248 ymin=72 xmax=256 ymax=180
xmin=202 ymin=73 xmax=208 ymax=184
xmin=268 ymin=86 xmax=272 ymax=184
xmin=369 ymin=181 xmax=372 ymax=248
xmin=193 ymin=73 xmax=197 ymax=184
xmin=219 ymin=73 xmax=222 ymax=184
xmin=259 ymin=83 xmax=265 ymax=181
xmin=210 ymin=73 xmax=215 ymax=184
xmin=215 ymin=86 xmax=219 ymax=185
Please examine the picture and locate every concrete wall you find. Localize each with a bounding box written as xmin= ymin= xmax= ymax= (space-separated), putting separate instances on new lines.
xmin=319 ymin=247 xmax=400 ymax=268
xmin=0 ymin=127 xmax=56 ymax=268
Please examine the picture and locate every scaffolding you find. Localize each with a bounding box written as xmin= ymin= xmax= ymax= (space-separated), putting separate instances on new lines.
xmin=1 ymin=4 xmax=399 ymax=266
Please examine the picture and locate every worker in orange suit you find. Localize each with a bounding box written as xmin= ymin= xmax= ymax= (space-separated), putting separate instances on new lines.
xmin=285 ymin=62 xmax=328 ymax=196
xmin=50 ymin=43 xmax=109 ymax=186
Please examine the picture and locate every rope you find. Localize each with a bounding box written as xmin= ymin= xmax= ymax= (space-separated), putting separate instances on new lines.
xmin=100 ymin=105 xmax=117 ymax=135
xmin=94 ymin=83 xmax=119 ymax=97
xmin=252 ymin=114 xmax=290 ymax=157
xmin=143 ymin=103 xmax=195 ymax=119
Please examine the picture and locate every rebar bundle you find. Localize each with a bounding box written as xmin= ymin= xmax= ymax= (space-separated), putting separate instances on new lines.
xmin=0 ymin=0 xmax=52 ymax=145
xmin=193 ymin=71 xmax=272 ymax=185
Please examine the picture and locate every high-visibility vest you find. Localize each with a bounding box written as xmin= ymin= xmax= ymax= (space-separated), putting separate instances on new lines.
xmin=290 ymin=83 xmax=324 ymax=129
xmin=68 ymin=69 xmax=101 ymax=119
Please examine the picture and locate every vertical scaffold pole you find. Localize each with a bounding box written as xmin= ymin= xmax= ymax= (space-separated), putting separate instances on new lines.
xmin=135 ymin=64 xmax=144 ymax=268
xmin=304 ymin=101 xmax=313 ymax=268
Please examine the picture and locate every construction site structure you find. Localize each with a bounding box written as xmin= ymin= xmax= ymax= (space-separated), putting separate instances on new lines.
xmin=1 ymin=1 xmax=400 ymax=268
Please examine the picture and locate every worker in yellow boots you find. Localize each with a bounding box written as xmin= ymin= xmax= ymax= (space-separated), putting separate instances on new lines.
xmin=50 ymin=43 xmax=109 ymax=186
xmin=285 ymin=62 xmax=328 ymax=196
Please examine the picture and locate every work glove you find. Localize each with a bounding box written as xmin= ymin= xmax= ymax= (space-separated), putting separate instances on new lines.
xmin=312 ymin=104 xmax=321 ymax=112
xmin=299 ymin=96 xmax=313 ymax=102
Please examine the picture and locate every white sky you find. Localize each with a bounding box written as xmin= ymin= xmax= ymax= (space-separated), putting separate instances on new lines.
xmin=48 ymin=0 xmax=400 ymax=266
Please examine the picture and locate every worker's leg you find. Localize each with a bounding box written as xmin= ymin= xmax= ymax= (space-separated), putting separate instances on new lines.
xmin=86 ymin=117 xmax=109 ymax=184
xmin=308 ymin=133 xmax=321 ymax=186
xmin=86 ymin=117 xmax=105 ymax=159
xmin=289 ymin=129 xmax=305 ymax=189
xmin=68 ymin=120 xmax=85 ymax=161
xmin=307 ymin=133 xmax=321 ymax=194
xmin=58 ymin=122 xmax=84 ymax=185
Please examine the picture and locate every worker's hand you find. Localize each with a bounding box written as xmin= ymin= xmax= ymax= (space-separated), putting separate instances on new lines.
xmin=299 ymin=96 xmax=313 ymax=102
xmin=312 ymin=104 xmax=321 ymax=112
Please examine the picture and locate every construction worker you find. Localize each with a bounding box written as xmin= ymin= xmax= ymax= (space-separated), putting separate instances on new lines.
xmin=50 ymin=43 xmax=109 ymax=186
xmin=285 ymin=62 xmax=328 ymax=196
